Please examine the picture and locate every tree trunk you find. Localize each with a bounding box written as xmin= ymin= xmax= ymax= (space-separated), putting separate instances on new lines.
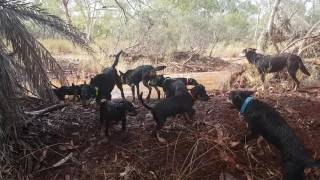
xmin=62 ymin=0 xmax=72 ymax=25
xmin=258 ymin=0 xmax=281 ymax=51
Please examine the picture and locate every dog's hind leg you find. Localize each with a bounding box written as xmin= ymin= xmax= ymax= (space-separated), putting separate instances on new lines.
xmin=154 ymin=117 xmax=167 ymax=143
xmin=121 ymin=116 xmax=127 ymax=131
xmin=136 ymin=84 xmax=140 ymax=100
xmin=288 ymin=71 xmax=300 ymax=91
xmin=260 ymin=73 xmax=266 ymax=91
xmin=142 ymin=80 xmax=152 ymax=101
xmin=116 ymin=81 xmax=125 ymax=99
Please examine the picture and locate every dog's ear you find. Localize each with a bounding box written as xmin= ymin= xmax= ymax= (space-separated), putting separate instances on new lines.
xmin=239 ymin=49 xmax=247 ymax=57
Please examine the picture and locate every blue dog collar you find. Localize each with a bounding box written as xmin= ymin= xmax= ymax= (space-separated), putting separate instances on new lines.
xmin=240 ymin=96 xmax=253 ymax=114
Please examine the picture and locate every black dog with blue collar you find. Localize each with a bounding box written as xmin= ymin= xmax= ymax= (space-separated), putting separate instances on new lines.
xmin=228 ymin=90 xmax=320 ymax=180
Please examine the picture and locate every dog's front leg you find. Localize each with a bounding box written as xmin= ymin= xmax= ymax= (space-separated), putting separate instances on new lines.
xmin=154 ymin=86 xmax=161 ymax=99
xmin=116 ymin=82 xmax=125 ymax=99
xmin=130 ymin=84 xmax=135 ymax=101
xmin=136 ymin=84 xmax=140 ymax=100
xmin=154 ymin=118 xmax=167 ymax=143
xmin=142 ymin=80 xmax=152 ymax=101
xmin=121 ymin=116 xmax=127 ymax=132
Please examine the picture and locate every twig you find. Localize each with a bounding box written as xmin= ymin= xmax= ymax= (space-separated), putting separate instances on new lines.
xmin=19 ymin=143 xmax=69 ymax=160
xmin=24 ymin=103 xmax=68 ymax=118
xmin=281 ymin=35 xmax=320 ymax=53
xmin=182 ymin=50 xmax=201 ymax=65
xmin=52 ymin=153 xmax=73 ymax=167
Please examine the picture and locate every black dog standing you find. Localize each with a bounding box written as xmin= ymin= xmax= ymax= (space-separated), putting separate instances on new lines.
xmin=241 ymin=48 xmax=310 ymax=90
xmin=228 ymin=90 xmax=320 ymax=180
xmin=149 ymin=75 xmax=199 ymax=98
xmin=90 ymin=50 xmax=125 ymax=102
xmin=120 ymin=65 xmax=166 ymax=101
xmin=139 ymin=85 xmax=209 ymax=143
xmin=99 ymin=99 xmax=138 ymax=137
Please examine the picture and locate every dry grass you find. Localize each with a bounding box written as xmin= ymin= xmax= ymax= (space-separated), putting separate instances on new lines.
xmin=210 ymin=42 xmax=255 ymax=58
xmin=40 ymin=39 xmax=83 ymax=54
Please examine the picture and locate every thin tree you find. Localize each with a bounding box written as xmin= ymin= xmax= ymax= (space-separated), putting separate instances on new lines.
xmin=258 ymin=0 xmax=281 ymax=51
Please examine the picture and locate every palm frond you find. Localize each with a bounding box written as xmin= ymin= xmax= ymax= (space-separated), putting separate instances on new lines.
xmin=0 ymin=43 xmax=21 ymax=129
xmin=0 ymin=12 xmax=67 ymax=100
xmin=0 ymin=0 xmax=94 ymax=53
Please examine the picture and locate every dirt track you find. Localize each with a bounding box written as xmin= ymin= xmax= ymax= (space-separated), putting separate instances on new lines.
xmin=18 ymin=90 xmax=320 ymax=180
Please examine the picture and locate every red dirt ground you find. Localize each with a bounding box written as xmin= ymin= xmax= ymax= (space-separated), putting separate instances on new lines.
xmin=15 ymin=90 xmax=320 ymax=180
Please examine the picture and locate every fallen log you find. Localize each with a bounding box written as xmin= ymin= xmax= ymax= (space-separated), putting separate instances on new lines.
xmin=24 ymin=103 xmax=67 ymax=118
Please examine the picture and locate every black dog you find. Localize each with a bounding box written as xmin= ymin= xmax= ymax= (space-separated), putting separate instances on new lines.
xmin=52 ymin=83 xmax=80 ymax=101
xmin=139 ymin=85 xmax=209 ymax=142
xmin=79 ymin=81 xmax=96 ymax=105
xmin=228 ymin=90 xmax=320 ymax=179
xmin=119 ymin=65 xmax=166 ymax=100
xmin=99 ymin=99 xmax=138 ymax=137
xmin=90 ymin=51 xmax=124 ymax=101
xmin=241 ymin=48 xmax=310 ymax=90
xmin=149 ymin=75 xmax=199 ymax=98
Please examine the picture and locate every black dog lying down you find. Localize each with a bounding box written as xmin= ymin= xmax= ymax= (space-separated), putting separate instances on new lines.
xmin=149 ymin=75 xmax=199 ymax=98
xmin=52 ymin=83 xmax=81 ymax=101
xmin=99 ymin=99 xmax=138 ymax=137
xmin=119 ymin=65 xmax=166 ymax=100
xmin=241 ymin=48 xmax=310 ymax=90
xmin=228 ymin=90 xmax=320 ymax=179
xmin=139 ymin=85 xmax=209 ymax=142
xmin=90 ymin=50 xmax=124 ymax=102
xmin=52 ymin=82 xmax=96 ymax=102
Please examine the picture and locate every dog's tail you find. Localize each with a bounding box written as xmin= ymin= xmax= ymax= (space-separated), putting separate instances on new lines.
xmin=154 ymin=66 xmax=166 ymax=71
xmin=298 ymin=58 xmax=311 ymax=76
xmin=111 ymin=50 xmax=123 ymax=69
xmin=138 ymin=92 xmax=153 ymax=111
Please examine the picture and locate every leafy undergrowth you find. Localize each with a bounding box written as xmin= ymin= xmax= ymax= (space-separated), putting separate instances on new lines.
xmin=9 ymin=90 xmax=320 ymax=180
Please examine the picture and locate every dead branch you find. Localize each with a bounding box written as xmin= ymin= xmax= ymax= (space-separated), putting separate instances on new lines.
xmin=183 ymin=50 xmax=201 ymax=65
xmin=281 ymin=35 xmax=320 ymax=53
xmin=53 ymin=153 xmax=73 ymax=168
xmin=24 ymin=103 xmax=67 ymax=117
xmin=298 ymin=40 xmax=320 ymax=56
xmin=114 ymin=0 xmax=134 ymax=22
xmin=298 ymin=20 xmax=320 ymax=53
